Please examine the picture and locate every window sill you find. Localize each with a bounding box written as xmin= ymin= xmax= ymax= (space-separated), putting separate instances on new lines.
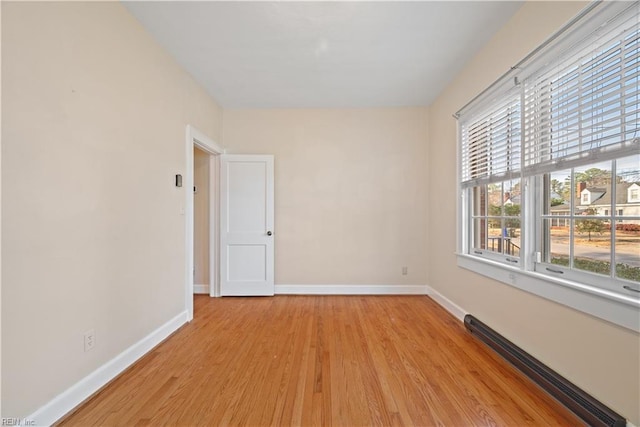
xmin=456 ymin=253 xmax=640 ymax=332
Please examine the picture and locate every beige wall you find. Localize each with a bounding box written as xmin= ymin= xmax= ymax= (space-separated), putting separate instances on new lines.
xmin=223 ymin=108 xmax=429 ymax=286
xmin=194 ymin=147 xmax=210 ymax=288
xmin=427 ymin=1 xmax=640 ymax=423
xmin=2 ymin=2 xmax=222 ymax=417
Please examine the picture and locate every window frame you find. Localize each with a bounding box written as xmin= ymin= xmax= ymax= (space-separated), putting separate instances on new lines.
xmin=456 ymin=1 xmax=640 ymax=333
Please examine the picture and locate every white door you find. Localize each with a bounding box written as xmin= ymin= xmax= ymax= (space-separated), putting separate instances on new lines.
xmin=220 ymin=155 xmax=274 ymax=296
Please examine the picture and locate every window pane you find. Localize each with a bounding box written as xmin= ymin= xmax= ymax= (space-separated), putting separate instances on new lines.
xmin=615 ymin=221 xmax=640 ymax=282
xmin=504 ymin=218 xmax=521 ymax=257
xmin=472 ymin=218 xmax=487 ymax=251
xmin=545 ymin=218 xmax=570 ymax=266
xmin=504 ymin=179 xmax=521 ymax=216
xmin=574 ymin=161 xmax=612 ymax=217
xmin=487 ymin=218 xmax=503 ymax=253
xmin=617 ymin=154 xmax=640 ymax=216
xmin=488 ymin=183 xmax=502 ymax=216
xmin=573 ymin=219 xmax=611 ymax=276
xmin=472 ymin=186 xmax=486 ymax=216
xmin=548 ymin=169 xmax=571 ymax=215
xmin=549 ymin=214 xmax=570 ymax=228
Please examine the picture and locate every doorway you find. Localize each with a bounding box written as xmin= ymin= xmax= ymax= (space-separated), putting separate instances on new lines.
xmin=185 ymin=125 xmax=224 ymax=321
xmin=193 ymin=146 xmax=211 ymax=295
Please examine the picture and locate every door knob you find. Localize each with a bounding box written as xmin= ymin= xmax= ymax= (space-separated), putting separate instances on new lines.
xmin=267 ymin=231 xmax=273 ymax=236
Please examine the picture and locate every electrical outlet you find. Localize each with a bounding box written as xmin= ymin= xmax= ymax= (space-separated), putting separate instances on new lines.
xmin=84 ymin=329 xmax=95 ymax=352
xmin=402 ymin=266 xmax=408 ymax=275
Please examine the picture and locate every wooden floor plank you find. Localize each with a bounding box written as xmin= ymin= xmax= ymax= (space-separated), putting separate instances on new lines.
xmin=58 ymin=295 xmax=582 ymax=426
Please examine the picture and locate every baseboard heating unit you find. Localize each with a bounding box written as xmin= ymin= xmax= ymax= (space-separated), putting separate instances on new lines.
xmin=464 ymin=315 xmax=626 ymax=427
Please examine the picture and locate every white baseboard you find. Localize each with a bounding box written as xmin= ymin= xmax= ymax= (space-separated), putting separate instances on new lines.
xmin=275 ymin=284 xmax=428 ymax=295
xmin=425 ymin=285 xmax=467 ymax=322
xmin=193 ymin=284 xmax=209 ymax=294
xmin=27 ymin=311 xmax=189 ymax=426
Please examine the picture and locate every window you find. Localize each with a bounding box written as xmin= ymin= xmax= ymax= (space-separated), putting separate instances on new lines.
xmin=581 ymin=192 xmax=589 ymax=204
xmin=457 ymin=2 xmax=640 ymax=330
xmin=541 ymin=156 xmax=640 ymax=291
xmin=470 ymin=180 xmax=521 ymax=263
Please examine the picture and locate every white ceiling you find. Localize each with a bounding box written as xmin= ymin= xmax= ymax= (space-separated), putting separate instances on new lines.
xmin=124 ymin=1 xmax=523 ymax=109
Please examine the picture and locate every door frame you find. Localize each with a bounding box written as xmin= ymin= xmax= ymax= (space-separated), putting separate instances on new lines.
xmin=185 ymin=125 xmax=224 ymax=321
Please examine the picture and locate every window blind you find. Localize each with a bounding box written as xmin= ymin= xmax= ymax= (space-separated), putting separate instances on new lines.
xmin=460 ymin=96 xmax=521 ymax=188
xmin=458 ymin=2 xmax=639 ymax=188
xmin=522 ymin=13 xmax=640 ymax=176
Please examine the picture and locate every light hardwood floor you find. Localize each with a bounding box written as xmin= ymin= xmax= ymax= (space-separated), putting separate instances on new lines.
xmin=59 ymin=295 xmax=581 ymax=426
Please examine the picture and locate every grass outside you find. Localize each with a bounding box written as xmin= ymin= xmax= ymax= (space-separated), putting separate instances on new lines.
xmin=551 ymin=255 xmax=640 ymax=282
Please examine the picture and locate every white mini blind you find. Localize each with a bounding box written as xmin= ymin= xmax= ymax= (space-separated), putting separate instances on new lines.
xmin=460 ymin=96 xmax=521 ymax=188
xmin=523 ymin=15 xmax=640 ymax=175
